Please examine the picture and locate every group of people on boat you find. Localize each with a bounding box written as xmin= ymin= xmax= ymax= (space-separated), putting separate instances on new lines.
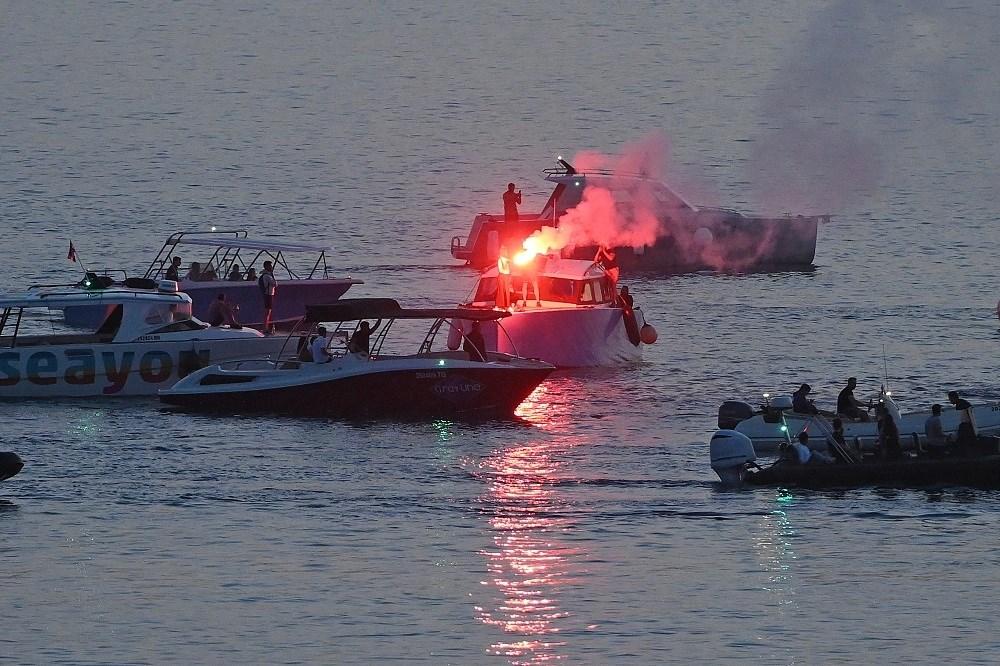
xmin=164 ymin=255 xmax=276 ymax=288
xmin=782 ymin=378 xmax=988 ymax=465
xmin=174 ymin=256 xmax=278 ymax=333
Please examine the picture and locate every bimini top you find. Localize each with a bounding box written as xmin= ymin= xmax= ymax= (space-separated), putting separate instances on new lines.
xmin=173 ymin=236 xmax=332 ymax=253
xmin=305 ymin=299 xmax=511 ymax=323
xmin=0 ymin=287 xmax=191 ymax=310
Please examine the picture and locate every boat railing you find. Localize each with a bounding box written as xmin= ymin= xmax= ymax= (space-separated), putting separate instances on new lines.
xmin=145 ymin=230 xmax=248 ymax=279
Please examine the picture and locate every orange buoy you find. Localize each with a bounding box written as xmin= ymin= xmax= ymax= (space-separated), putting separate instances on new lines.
xmin=640 ymin=323 xmax=657 ymax=344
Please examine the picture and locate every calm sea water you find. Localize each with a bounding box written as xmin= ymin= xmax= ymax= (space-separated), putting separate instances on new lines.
xmin=3 ymin=2 xmax=1000 ymax=664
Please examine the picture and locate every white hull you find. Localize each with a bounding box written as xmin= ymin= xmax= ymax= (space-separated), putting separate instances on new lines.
xmin=493 ymin=306 xmax=644 ymax=367
xmin=735 ymin=402 xmax=1000 ymax=453
xmin=0 ymin=334 xmax=284 ymax=398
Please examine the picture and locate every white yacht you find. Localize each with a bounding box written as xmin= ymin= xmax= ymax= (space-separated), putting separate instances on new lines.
xmin=66 ymin=229 xmax=360 ymax=329
xmin=0 ymin=282 xmax=285 ymax=397
xmin=447 ymin=258 xmax=657 ymax=367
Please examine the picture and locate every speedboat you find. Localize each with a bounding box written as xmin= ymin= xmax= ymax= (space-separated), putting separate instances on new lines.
xmin=710 ymin=429 xmax=1000 ymax=489
xmin=160 ymin=298 xmax=555 ymax=418
xmin=0 ymin=282 xmax=286 ymax=397
xmin=0 ymin=452 xmax=22 ymax=482
xmin=66 ymin=230 xmax=360 ymax=329
xmin=450 ymin=158 xmax=826 ymax=272
xmin=446 ymin=258 xmax=657 ymax=367
xmin=718 ymin=389 xmax=1000 ymax=453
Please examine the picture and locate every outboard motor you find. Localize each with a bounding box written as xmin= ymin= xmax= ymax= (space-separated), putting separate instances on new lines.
xmin=710 ymin=430 xmax=756 ymax=486
xmin=718 ymin=401 xmax=755 ymax=430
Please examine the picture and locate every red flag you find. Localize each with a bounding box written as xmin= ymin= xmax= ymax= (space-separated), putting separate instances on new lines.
xmin=67 ymin=242 xmax=77 ymax=262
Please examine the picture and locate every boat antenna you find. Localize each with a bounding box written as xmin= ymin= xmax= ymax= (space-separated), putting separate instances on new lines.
xmin=882 ymin=343 xmax=889 ymax=391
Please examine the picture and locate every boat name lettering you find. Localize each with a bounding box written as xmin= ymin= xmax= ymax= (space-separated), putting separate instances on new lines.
xmin=0 ymin=349 xmax=210 ymax=394
xmin=415 ymin=371 xmax=446 ymax=379
xmin=433 ymin=381 xmax=483 ymax=394
xmin=137 ymin=335 xmax=161 ymax=342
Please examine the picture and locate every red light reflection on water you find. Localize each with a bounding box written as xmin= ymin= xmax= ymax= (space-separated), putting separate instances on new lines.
xmin=473 ymin=380 xmax=587 ymax=665
xmin=475 ymin=443 xmax=578 ymax=664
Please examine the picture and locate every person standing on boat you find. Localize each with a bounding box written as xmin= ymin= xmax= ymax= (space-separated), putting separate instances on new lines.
xmin=311 ymin=326 xmax=332 ymax=363
xmin=496 ymin=246 xmax=512 ymax=310
xmin=503 ymin=183 xmax=521 ymax=223
xmin=948 ymin=390 xmax=977 ymax=449
xmin=228 ymin=264 xmax=242 ymax=281
xmin=837 ymin=377 xmax=870 ymax=421
xmin=594 ymin=245 xmax=620 ymax=286
xmin=165 ymin=256 xmax=182 ymax=282
xmin=259 ymin=261 xmax=277 ymax=334
xmin=463 ymin=320 xmax=487 ymax=362
xmin=791 ymin=384 xmax=819 ymax=415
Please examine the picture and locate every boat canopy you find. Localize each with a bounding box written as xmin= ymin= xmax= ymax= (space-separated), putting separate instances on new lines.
xmin=0 ymin=288 xmax=191 ymax=310
xmin=172 ymin=237 xmax=332 ymax=253
xmin=305 ymin=299 xmax=511 ymax=323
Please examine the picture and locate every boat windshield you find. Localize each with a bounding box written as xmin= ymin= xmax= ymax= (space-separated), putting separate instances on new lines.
xmin=472 ymin=275 xmax=615 ymax=305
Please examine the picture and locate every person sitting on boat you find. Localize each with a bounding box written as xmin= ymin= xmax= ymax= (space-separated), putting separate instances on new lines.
xmin=923 ymin=404 xmax=950 ymax=456
xmin=496 ymin=246 xmax=513 ymax=310
xmin=463 ymin=320 xmax=487 ymax=362
xmin=837 ymin=377 xmax=870 ymax=421
xmin=616 ymin=285 xmax=634 ymax=309
xmin=348 ymin=320 xmax=380 ymax=356
xmin=310 ymin=326 xmax=332 ymax=363
xmin=228 ymin=265 xmax=242 ymax=281
xmin=245 ymin=267 xmax=257 ymax=282
xmin=828 ymin=418 xmax=852 ymax=463
xmin=792 ymin=384 xmax=819 ymax=415
xmin=948 ymin=390 xmax=977 ymax=450
xmin=594 ymin=245 xmax=620 ymax=286
xmin=503 ymin=183 xmax=521 ymax=223
xmin=165 ymin=256 xmax=182 ymax=282
xmin=877 ymin=407 xmax=903 ymax=459
xmin=206 ymin=293 xmax=241 ymax=329
xmin=186 ymin=261 xmax=202 ymax=281
xmin=201 ymin=263 xmax=218 ymax=281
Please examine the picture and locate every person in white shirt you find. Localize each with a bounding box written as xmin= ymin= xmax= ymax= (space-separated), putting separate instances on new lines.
xmin=310 ymin=326 xmax=331 ymax=363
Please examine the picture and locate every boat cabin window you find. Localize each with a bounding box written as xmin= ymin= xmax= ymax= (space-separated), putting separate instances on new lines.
xmin=96 ymin=305 xmax=124 ymax=336
xmin=538 ymin=277 xmax=576 ymax=304
xmin=577 ymin=278 xmax=614 ymax=305
xmin=474 ymin=276 xmax=499 ymax=303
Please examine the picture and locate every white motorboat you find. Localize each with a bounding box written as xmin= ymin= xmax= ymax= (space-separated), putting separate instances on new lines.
xmin=719 ymin=389 xmax=1000 ymax=453
xmin=451 ymin=158 xmax=825 ymax=272
xmin=0 ymin=282 xmax=286 ymax=397
xmin=160 ymin=298 xmax=555 ymax=418
xmin=447 ymin=258 xmax=657 ymax=367
xmin=67 ymin=230 xmax=360 ymax=329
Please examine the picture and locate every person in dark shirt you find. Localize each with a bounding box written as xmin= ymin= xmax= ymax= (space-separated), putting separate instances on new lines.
xmin=837 ymin=377 xmax=870 ymax=421
xmin=878 ymin=408 xmax=903 ymax=459
xmin=348 ymin=320 xmax=380 ymax=356
xmin=503 ymin=183 xmax=521 ymax=223
xmin=165 ymin=256 xmax=182 ymax=281
xmin=791 ymin=383 xmax=819 ymax=415
xmin=463 ymin=320 xmax=487 ymax=361
xmin=594 ymin=245 xmax=620 ymax=286
xmin=948 ymin=390 xmax=977 ymax=449
xmin=617 ymin=285 xmax=634 ymax=308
